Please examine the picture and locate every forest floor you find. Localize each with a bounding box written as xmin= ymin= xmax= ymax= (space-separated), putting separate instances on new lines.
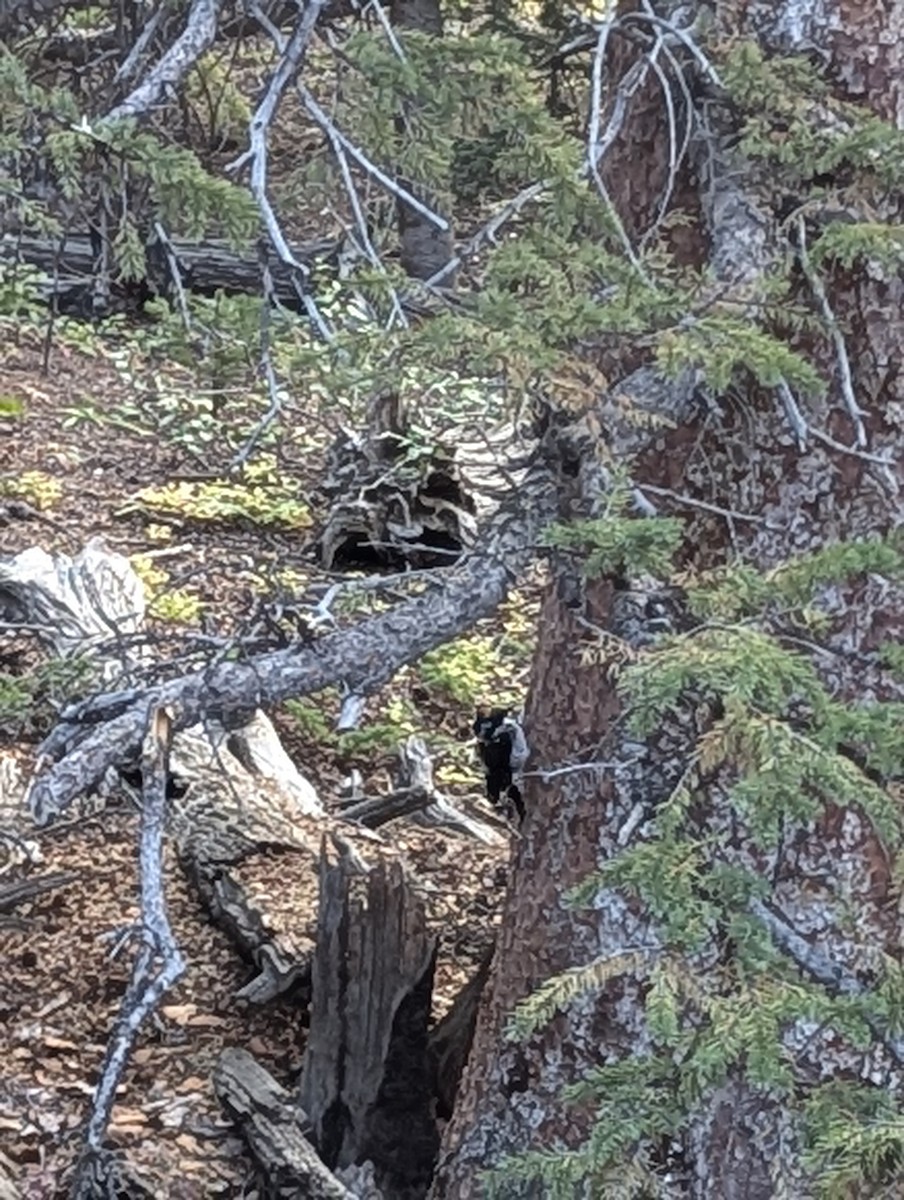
xmin=0 ymin=332 xmax=523 ymax=1197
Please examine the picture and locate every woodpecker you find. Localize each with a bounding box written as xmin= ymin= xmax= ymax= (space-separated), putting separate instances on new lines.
xmin=473 ymin=706 xmax=529 ymax=824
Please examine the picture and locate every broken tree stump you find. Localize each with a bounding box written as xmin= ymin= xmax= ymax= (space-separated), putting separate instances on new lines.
xmin=427 ymin=942 xmax=495 ymax=1122
xmin=300 ymin=846 xmax=439 ymax=1198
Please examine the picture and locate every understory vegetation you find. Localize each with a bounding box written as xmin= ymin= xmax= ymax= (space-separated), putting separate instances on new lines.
xmin=1 ymin=0 xmax=902 ymax=1195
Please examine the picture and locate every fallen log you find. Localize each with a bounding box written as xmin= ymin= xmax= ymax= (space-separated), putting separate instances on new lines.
xmin=1 ymin=232 xmax=339 ymax=314
xmin=214 ymin=1048 xmax=356 ymax=1200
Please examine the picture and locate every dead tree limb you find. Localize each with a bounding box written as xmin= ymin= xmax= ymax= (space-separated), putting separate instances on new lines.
xmin=342 ymin=735 xmax=503 ymax=845
xmin=226 ymin=0 xmax=332 ymax=339
xmin=71 ymin=706 xmax=186 ymax=1196
xmin=214 ymin=1048 xmax=356 ymax=1200
xmin=105 ymin=0 xmax=223 ymax=122
xmin=0 ymin=870 xmax=78 ymax=915
xmin=28 ymin=467 xmax=558 ymax=825
xmin=169 ymin=726 xmax=387 ymax=1004
xmin=399 ymin=735 xmax=504 ymax=845
xmin=341 ymin=784 xmax=432 ymax=828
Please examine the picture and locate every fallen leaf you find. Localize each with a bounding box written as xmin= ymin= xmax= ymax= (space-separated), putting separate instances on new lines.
xmin=161 ymin=1004 xmax=198 ymax=1024
xmin=176 ymin=1076 xmax=207 ymax=1092
xmin=43 ymin=1035 xmax=80 ymax=1050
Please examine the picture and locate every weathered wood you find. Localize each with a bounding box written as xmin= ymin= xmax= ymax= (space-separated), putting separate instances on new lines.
xmin=168 ymin=727 xmax=383 ymax=1004
xmin=340 ymin=784 xmax=433 ymax=828
xmin=342 ymin=737 xmax=503 ymax=845
xmin=397 ymin=736 xmax=504 ymax=846
xmin=300 ymin=848 xmax=439 ymax=1198
xmin=427 ymin=942 xmax=494 ymax=1122
xmin=1 ymin=233 xmax=338 ymax=312
xmin=315 ymin=397 xmax=532 ymax=576
xmin=0 ymin=870 xmax=78 ymax=915
xmin=214 ymin=1047 xmax=355 ymax=1200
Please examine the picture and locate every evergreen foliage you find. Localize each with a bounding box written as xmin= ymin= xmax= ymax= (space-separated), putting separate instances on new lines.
xmin=492 ymin=517 xmax=904 ymax=1197
xmin=544 ymin=476 xmax=684 ymax=578
xmin=2 ymin=8 xmax=902 ymax=1196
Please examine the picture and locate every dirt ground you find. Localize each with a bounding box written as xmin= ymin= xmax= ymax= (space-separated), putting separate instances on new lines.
xmin=0 ymin=336 xmax=512 ymax=1197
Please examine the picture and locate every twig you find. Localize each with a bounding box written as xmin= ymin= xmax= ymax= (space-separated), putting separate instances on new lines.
xmin=227 ymin=0 xmax=334 ymax=341
xmin=524 ymin=759 xmax=636 ymax=782
xmin=152 ymin=221 xmax=191 ymax=332
xmin=795 ymin=214 xmax=867 ymax=448
xmin=775 ymin=378 xmax=809 ymax=450
xmin=365 ymin=0 xmax=407 ymax=61
xmin=428 ymin=21 xmax=666 ymax=289
xmin=79 ymin=707 xmax=186 ymax=1159
xmin=638 ymin=484 xmax=765 ymax=524
xmin=229 ymin=249 xmax=283 ymax=468
xmin=585 ymin=26 xmax=654 ymax=279
xmin=808 ymin=426 xmax=898 ymax=490
xmin=114 ymin=5 xmax=164 ymax=83
xmin=300 ymin=87 xmax=450 ymax=233
xmin=424 ymin=180 xmax=545 ymax=288
xmin=626 ymin=6 xmax=722 ymax=87
xmin=317 ymin=111 xmax=409 ymax=329
xmin=247 ymin=0 xmax=287 ymax=49
xmin=640 ymin=38 xmax=694 ymax=247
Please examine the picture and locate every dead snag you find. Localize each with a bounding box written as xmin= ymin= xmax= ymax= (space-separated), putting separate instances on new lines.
xmin=301 ymin=844 xmax=439 ymax=1197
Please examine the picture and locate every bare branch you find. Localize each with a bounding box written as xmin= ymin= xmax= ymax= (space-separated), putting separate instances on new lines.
xmin=300 ymin=87 xmax=450 ymax=233
xmin=776 ymin=378 xmax=809 ymax=450
xmin=321 ymin=116 xmax=409 ymax=329
xmin=587 ymin=29 xmax=639 ymax=271
xmin=639 ymin=484 xmax=766 ymax=524
xmin=151 ymin=221 xmax=191 ymax=332
xmin=228 ymin=0 xmax=334 ymax=340
xmin=106 ymin=0 xmax=223 ymax=122
xmin=365 ymin=0 xmax=407 ymax=61
xmin=76 ymin=707 xmax=186 ymax=1176
xmin=114 ymin=6 xmax=165 ymax=83
xmin=795 ymin=214 xmax=867 ymax=448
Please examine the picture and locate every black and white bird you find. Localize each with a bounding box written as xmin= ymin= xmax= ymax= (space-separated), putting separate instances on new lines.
xmin=473 ymin=706 xmax=529 ymax=824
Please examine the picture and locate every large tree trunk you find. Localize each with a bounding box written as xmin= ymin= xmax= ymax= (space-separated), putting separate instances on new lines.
xmin=431 ymin=2 xmax=903 ymax=1196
